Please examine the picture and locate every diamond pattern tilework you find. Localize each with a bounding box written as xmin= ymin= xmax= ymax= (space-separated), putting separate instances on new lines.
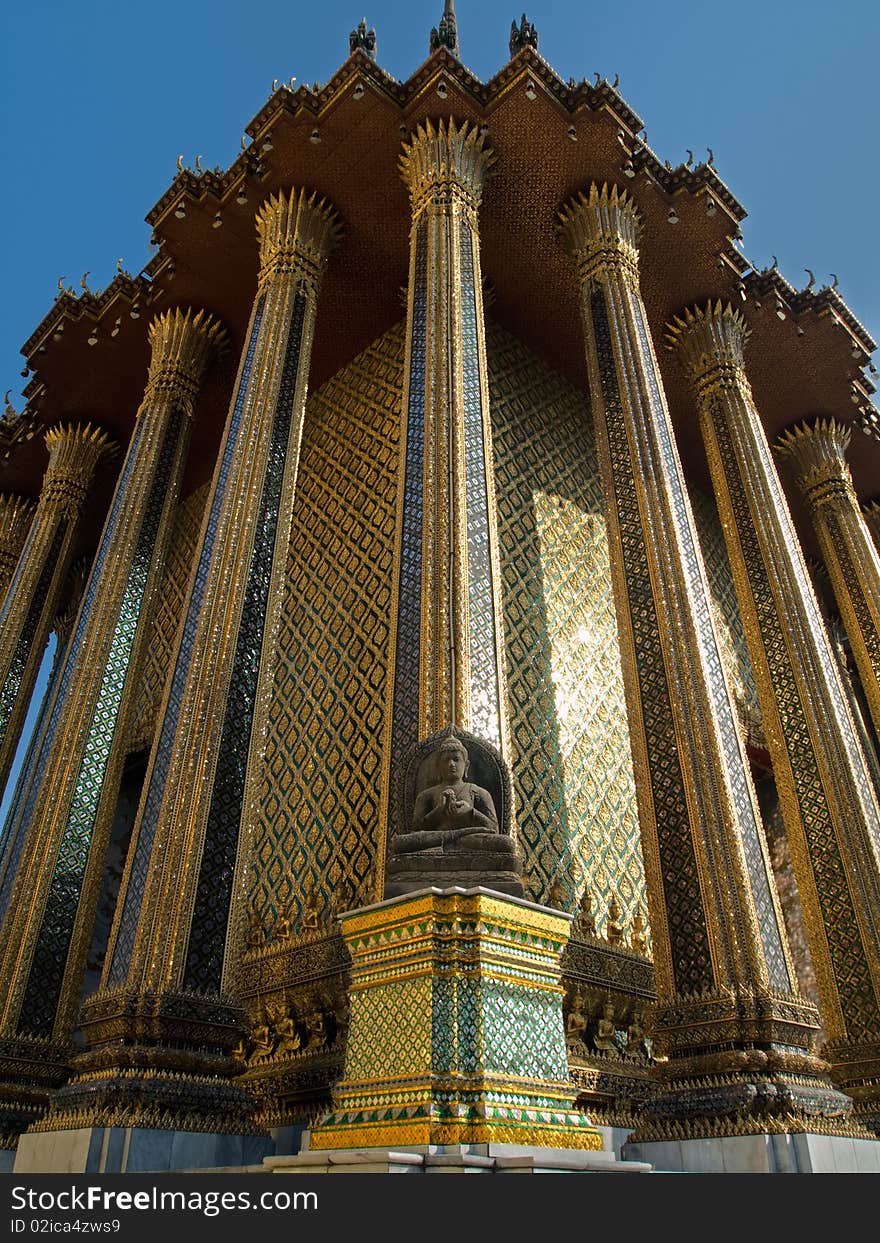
xmin=0 ymin=646 xmax=63 ymax=922
xmin=18 ymin=409 xmax=184 ymax=1034
xmin=127 ymin=483 xmax=208 ymax=752
xmin=487 ymin=321 xmax=646 ymax=930
xmin=829 ymin=511 xmax=880 ymax=675
xmin=184 ymin=294 xmax=306 ymax=994
xmin=432 ymin=976 xmax=457 ymax=1074
xmin=590 ymin=286 xmax=714 ymax=992
xmin=346 ymin=976 xmax=433 ymax=1080
xmin=249 ymin=324 xmax=403 ymax=918
xmin=108 ymin=298 xmax=266 ymax=986
xmin=460 ymin=220 xmax=501 ymax=747
xmin=482 ymin=978 xmax=569 ymax=1080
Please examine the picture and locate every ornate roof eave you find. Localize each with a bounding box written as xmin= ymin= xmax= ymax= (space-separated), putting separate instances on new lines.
xmin=626 ymin=143 xmax=746 ymax=223
xmin=743 ymin=267 xmax=876 ymax=354
xmin=147 ymin=54 xmax=407 ymax=233
xmin=401 ymin=45 xmax=487 ymax=106
xmin=0 ymin=399 xmax=41 ymax=461
xmin=246 ymin=48 xmax=406 ymax=138
xmin=486 ymin=49 xmax=747 ymax=226
xmin=487 ymin=45 xmax=643 ymax=132
xmin=146 ymin=162 xmax=243 ymax=229
xmin=141 ymin=40 xmax=751 ymax=253
xmin=20 ymin=272 xmax=153 ymax=364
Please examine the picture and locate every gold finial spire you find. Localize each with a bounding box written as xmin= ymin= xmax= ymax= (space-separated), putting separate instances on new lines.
xmin=430 ymin=0 xmax=459 ymax=57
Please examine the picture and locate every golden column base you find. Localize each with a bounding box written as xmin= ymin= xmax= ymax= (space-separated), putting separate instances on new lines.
xmin=309 ymin=888 xmax=602 ymax=1152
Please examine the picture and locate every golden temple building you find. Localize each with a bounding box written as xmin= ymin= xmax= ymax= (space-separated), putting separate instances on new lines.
xmin=1 ymin=4 xmax=880 ymax=1174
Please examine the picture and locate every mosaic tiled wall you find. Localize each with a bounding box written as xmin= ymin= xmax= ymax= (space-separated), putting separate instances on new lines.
xmin=250 ymin=325 xmax=403 ymax=920
xmin=128 ymin=482 xmax=208 ymax=752
xmin=488 ymin=322 xmax=644 ymax=930
xmin=114 ymin=319 xmax=760 ymax=951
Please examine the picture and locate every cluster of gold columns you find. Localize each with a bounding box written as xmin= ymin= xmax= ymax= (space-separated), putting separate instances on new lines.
xmin=97 ymin=189 xmax=340 ymax=1020
xmin=0 ymin=426 xmax=115 ymax=796
xmin=0 ymin=309 xmax=223 ymax=1056
xmin=0 ymin=128 xmax=878 ymax=1145
xmin=666 ymin=311 xmax=880 ymax=1120
xmin=557 ymin=186 xmax=853 ymax=1134
xmin=776 ymin=419 xmax=880 ymax=745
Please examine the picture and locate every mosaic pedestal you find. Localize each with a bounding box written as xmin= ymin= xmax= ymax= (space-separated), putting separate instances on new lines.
xmin=308 ymin=887 xmax=602 ymax=1152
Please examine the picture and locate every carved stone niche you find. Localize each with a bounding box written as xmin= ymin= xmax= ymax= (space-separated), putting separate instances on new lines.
xmin=383 ymin=725 xmax=524 ymax=899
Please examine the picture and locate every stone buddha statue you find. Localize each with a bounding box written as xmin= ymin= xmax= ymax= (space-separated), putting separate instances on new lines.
xmin=397 ymin=736 xmax=500 ymax=849
xmin=384 ymin=731 xmax=523 ymax=898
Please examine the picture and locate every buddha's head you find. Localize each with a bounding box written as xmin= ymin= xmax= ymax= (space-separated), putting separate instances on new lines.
xmin=437 ymin=737 xmax=469 ymax=783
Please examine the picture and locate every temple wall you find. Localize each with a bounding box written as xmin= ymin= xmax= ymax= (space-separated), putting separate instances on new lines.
xmin=250 ymin=324 xmax=403 ymax=919
xmin=489 ymin=322 xmax=642 ymax=929
xmin=129 ymin=320 xmax=763 ymax=948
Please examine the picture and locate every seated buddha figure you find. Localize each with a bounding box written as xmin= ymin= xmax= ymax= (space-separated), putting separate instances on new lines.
xmin=393 ymin=736 xmax=513 ymax=858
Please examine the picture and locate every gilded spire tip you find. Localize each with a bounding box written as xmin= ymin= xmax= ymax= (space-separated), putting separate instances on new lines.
xmin=430 ymin=0 xmax=459 ymax=57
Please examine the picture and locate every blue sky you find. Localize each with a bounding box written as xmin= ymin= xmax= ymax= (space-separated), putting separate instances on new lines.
xmin=2 ymin=0 xmax=879 ymax=402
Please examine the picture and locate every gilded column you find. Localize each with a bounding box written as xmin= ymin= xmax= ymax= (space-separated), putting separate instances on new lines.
xmin=776 ymin=419 xmax=880 ymax=747
xmin=559 ymin=185 xmax=841 ymax=1135
xmin=668 ymin=306 xmax=880 ymax=1126
xmin=0 ymin=425 xmax=114 ymax=797
xmin=862 ymin=500 xmax=880 ymax=553
xmin=0 ymin=494 xmax=35 ymax=601
xmin=387 ymin=118 xmax=507 ymax=840
xmin=0 ymin=560 xmax=88 ymax=922
xmin=100 ymin=188 xmax=340 ymax=1033
xmin=0 ymin=310 xmax=224 ymax=1070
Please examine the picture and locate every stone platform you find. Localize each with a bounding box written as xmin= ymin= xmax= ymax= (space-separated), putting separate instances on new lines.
xmin=13 ymin=1126 xmax=271 ymax=1173
xmin=265 ymin=1140 xmax=651 ymax=1174
xmin=623 ymin=1132 xmax=880 ymax=1173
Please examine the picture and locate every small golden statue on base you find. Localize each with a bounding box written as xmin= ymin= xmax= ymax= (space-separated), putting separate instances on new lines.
xmin=630 ymin=906 xmax=649 ymax=955
xmin=548 ymin=879 xmax=566 ymax=910
xmin=246 ymin=908 xmax=266 ymax=950
xmin=626 ymin=1010 xmax=648 ymax=1058
xmin=271 ymin=1001 xmax=302 ymax=1055
xmin=593 ymin=1000 xmax=619 ymax=1055
xmin=573 ymin=885 xmax=597 ymax=937
xmin=248 ymin=1010 xmax=274 ymax=1062
xmin=565 ymin=990 xmax=588 ymax=1051
xmin=274 ymin=898 xmax=293 ymax=941
xmin=302 ymin=887 xmax=320 ymax=932
xmin=605 ymin=894 xmax=625 ymax=946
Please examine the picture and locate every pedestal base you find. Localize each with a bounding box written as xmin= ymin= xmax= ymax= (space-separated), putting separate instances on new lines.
xmin=13 ymin=1126 xmax=272 ymax=1173
xmin=623 ymin=1132 xmax=880 ymax=1173
xmin=309 ymin=888 xmax=601 ymax=1153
